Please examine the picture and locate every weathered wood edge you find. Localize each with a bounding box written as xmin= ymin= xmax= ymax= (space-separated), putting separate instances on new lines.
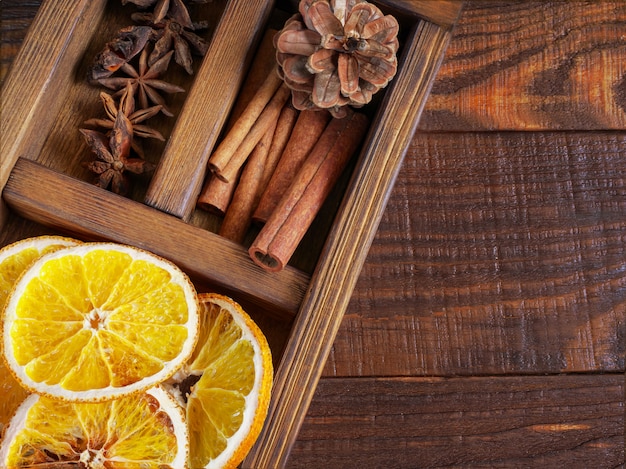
xmin=0 ymin=0 xmax=108 ymax=226
xmin=144 ymin=0 xmax=276 ymax=221
xmin=244 ymin=18 xmax=458 ymax=468
xmin=383 ymin=0 xmax=464 ymax=28
xmin=3 ymin=158 xmax=308 ymax=318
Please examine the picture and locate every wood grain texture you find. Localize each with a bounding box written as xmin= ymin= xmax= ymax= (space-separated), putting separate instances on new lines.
xmin=0 ymin=0 xmax=107 ymax=223
xmin=0 ymin=1 xmax=42 ymax=82
xmin=382 ymin=0 xmax=464 ymax=28
xmin=288 ymin=374 xmax=625 ymax=468
xmin=3 ymin=158 xmax=309 ymax=318
xmin=2 ymin=2 xmax=623 ymax=468
xmin=144 ymin=0 xmax=276 ymax=220
xmin=420 ymin=1 xmax=626 ymax=130
xmin=325 ymin=131 xmax=626 ymax=377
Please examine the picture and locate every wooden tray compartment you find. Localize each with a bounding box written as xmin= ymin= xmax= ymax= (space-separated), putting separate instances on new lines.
xmin=0 ymin=0 xmax=462 ymax=466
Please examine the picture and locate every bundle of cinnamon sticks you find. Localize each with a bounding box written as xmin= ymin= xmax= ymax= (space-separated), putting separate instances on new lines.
xmin=197 ymin=37 xmax=369 ymax=272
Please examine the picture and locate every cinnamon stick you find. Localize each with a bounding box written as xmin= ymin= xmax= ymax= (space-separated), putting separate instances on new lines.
xmin=219 ymin=119 xmax=278 ymax=243
xmin=258 ymin=104 xmax=299 ymax=196
xmin=196 ymin=31 xmax=276 ymax=214
xmin=249 ymin=110 xmax=369 ymax=272
xmin=228 ymin=29 xmax=278 ymax=125
xmin=217 ymin=83 xmax=291 ymax=183
xmin=252 ymin=108 xmax=331 ymax=225
xmin=196 ymin=172 xmax=239 ymax=215
xmin=208 ymin=69 xmax=283 ymax=177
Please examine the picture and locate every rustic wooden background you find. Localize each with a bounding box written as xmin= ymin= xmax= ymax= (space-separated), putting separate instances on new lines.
xmin=1 ymin=1 xmax=624 ymax=467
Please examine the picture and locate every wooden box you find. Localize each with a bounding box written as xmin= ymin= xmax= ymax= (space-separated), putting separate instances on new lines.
xmin=0 ymin=0 xmax=462 ymax=466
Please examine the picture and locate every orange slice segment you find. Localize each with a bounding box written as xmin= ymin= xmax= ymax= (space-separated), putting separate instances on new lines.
xmin=2 ymin=242 xmax=199 ymax=402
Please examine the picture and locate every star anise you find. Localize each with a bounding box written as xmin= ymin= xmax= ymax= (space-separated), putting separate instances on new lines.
xmin=84 ymin=83 xmax=165 ymax=159
xmin=89 ymin=25 xmax=153 ymax=82
xmin=85 ymin=83 xmax=165 ymax=140
xmin=131 ymin=2 xmax=210 ymax=75
xmin=81 ymin=110 xmax=155 ymax=196
xmin=123 ymin=0 xmax=195 ymax=28
xmin=94 ymin=46 xmax=185 ymax=116
xmin=274 ymin=0 xmax=399 ymax=117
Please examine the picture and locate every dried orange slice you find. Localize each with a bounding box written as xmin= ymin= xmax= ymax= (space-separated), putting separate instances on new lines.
xmin=0 ymin=362 xmax=25 ymax=443
xmin=165 ymin=293 xmax=273 ymax=469
xmin=2 ymin=242 xmax=199 ymax=402
xmin=0 ymin=236 xmax=80 ymax=439
xmin=0 ymin=386 xmax=188 ymax=468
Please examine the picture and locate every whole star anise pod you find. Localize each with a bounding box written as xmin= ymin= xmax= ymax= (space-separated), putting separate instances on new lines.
xmin=95 ymin=46 xmax=185 ymax=116
xmin=130 ymin=0 xmax=210 ymax=75
xmin=84 ymin=83 xmax=165 ymax=158
xmin=123 ymin=0 xmax=193 ymax=26
xmin=81 ymin=110 xmax=155 ymax=196
xmin=85 ymin=83 xmax=165 ymax=141
xmin=274 ymin=0 xmax=399 ymax=117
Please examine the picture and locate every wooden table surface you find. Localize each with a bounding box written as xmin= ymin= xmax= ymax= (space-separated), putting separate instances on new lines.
xmin=1 ymin=1 xmax=624 ymax=467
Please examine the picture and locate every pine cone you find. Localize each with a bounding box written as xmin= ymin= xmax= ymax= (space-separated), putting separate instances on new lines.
xmin=275 ymin=0 xmax=399 ymax=118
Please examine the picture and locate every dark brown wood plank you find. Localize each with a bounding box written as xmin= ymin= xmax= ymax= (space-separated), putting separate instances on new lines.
xmin=384 ymin=0 xmax=464 ymax=28
xmin=325 ymin=131 xmax=626 ymax=377
xmin=0 ymin=2 xmax=41 ymax=82
xmin=289 ymin=374 xmax=625 ymax=468
xmin=420 ymin=1 xmax=626 ymax=131
xmin=3 ymin=158 xmax=308 ymax=318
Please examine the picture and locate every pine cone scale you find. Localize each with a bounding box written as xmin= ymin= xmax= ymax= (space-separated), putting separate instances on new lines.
xmin=307 ymin=48 xmax=337 ymax=74
xmin=337 ymin=53 xmax=359 ymax=95
xmin=314 ymin=68 xmax=349 ymax=109
xmin=276 ymin=29 xmax=322 ymax=55
xmin=308 ymin=1 xmax=344 ymax=37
